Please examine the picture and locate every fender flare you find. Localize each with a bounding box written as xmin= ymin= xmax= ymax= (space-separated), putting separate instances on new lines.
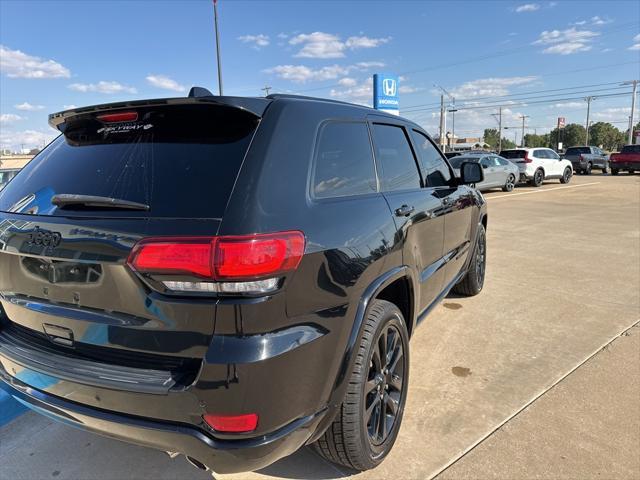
xmin=307 ymin=265 xmax=416 ymax=443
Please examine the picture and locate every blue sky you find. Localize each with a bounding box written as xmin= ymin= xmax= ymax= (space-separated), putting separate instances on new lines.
xmin=0 ymin=0 xmax=638 ymax=151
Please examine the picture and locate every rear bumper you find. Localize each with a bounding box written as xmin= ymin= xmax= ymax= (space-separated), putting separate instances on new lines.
xmin=611 ymin=162 xmax=638 ymax=170
xmin=0 ymin=368 xmax=326 ymax=474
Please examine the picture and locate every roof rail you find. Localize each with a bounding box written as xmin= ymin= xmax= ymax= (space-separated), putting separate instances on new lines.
xmin=266 ymin=93 xmax=357 ymax=107
xmin=188 ymin=86 xmax=214 ymax=98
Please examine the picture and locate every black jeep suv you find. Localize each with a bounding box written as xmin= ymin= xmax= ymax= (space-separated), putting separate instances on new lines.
xmin=0 ymin=89 xmax=486 ymax=474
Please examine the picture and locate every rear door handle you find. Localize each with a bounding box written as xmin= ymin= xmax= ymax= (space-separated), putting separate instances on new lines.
xmin=395 ymin=205 xmax=414 ymax=217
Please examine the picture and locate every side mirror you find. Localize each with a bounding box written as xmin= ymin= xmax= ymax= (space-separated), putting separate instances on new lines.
xmin=460 ymin=161 xmax=484 ymax=185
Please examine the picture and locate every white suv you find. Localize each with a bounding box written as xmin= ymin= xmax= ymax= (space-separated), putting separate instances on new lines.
xmin=500 ymin=148 xmax=573 ymax=187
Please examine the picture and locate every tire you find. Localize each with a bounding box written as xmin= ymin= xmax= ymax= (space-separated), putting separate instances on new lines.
xmin=529 ymin=169 xmax=544 ymax=187
xmin=313 ymin=299 xmax=409 ymax=471
xmin=502 ymin=173 xmax=516 ymax=192
xmin=611 ymin=168 xmax=619 ymax=175
xmin=453 ymin=223 xmax=486 ymax=296
xmin=585 ymin=162 xmax=592 ymax=175
xmin=560 ymin=167 xmax=572 ymax=184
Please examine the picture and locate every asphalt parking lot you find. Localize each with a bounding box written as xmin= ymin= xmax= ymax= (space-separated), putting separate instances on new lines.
xmin=1 ymin=173 xmax=639 ymax=480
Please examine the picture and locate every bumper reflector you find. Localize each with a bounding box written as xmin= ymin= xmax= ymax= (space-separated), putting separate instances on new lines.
xmin=162 ymin=278 xmax=279 ymax=294
xmin=203 ymin=413 xmax=258 ymax=433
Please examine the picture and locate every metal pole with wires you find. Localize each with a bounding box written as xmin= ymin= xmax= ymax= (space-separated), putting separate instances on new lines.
xmin=584 ymin=96 xmax=596 ymax=145
xmin=622 ymin=80 xmax=637 ymax=144
xmin=520 ymin=115 xmax=529 ymax=148
xmin=213 ymin=0 xmax=223 ymax=95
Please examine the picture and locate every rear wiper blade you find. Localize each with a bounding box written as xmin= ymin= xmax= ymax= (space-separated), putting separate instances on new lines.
xmin=51 ymin=194 xmax=150 ymax=211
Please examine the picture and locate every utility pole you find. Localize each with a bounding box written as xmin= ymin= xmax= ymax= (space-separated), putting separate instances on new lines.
xmin=584 ymin=96 xmax=595 ymax=145
xmin=491 ymin=108 xmax=503 ymax=152
xmin=519 ymin=115 xmax=529 ymax=148
xmin=439 ymin=95 xmax=445 ymax=150
xmin=261 ymin=86 xmax=272 ymax=97
xmin=434 ymin=84 xmax=454 ymax=151
xmin=497 ymin=107 xmax=502 ymax=152
xmin=449 ymin=107 xmax=458 ymax=150
xmin=622 ymin=80 xmax=638 ymax=144
xmin=213 ymin=0 xmax=223 ymax=95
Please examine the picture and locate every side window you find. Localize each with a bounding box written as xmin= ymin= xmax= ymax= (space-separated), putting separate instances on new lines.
xmin=548 ymin=149 xmax=560 ymax=160
xmin=535 ymin=149 xmax=548 ymax=159
xmin=480 ymin=157 xmax=491 ymax=168
xmin=371 ymin=124 xmax=421 ymax=192
xmin=409 ymin=130 xmax=452 ymax=187
xmin=497 ymin=157 xmax=509 ymax=166
xmin=312 ymin=122 xmax=377 ymax=199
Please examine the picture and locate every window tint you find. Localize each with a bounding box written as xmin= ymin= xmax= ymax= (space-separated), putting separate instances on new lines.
xmin=566 ymin=147 xmax=591 ymax=155
xmin=449 ymin=156 xmax=479 ymax=168
xmin=496 ymin=157 xmax=510 ymax=166
xmin=500 ymin=149 xmax=527 ymax=159
xmin=547 ymin=150 xmax=560 ymax=159
xmin=621 ymin=145 xmax=640 ymax=154
xmin=313 ymin=122 xmax=376 ymax=199
xmin=534 ymin=149 xmax=548 ymax=159
xmin=410 ymin=130 xmax=452 ymax=187
xmin=371 ymin=124 xmax=421 ymax=191
xmin=480 ymin=157 xmax=491 ymax=167
xmin=0 ymin=104 xmax=257 ymax=218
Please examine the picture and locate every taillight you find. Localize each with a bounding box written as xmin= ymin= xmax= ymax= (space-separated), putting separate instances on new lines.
xmin=96 ymin=111 xmax=138 ymax=123
xmin=579 ymin=154 xmax=584 ymax=161
xmin=523 ymin=152 xmax=532 ymax=163
xmin=127 ymin=231 xmax=305 ymax=293
xmin=203 ymin=413 xmax=258 ymax=433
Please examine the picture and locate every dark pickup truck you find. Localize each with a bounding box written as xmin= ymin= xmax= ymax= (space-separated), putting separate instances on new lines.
xmin=563 ymin=146 xmax=609 ymax=174
xmin=610 ymin=145 xmax=640 ymax=175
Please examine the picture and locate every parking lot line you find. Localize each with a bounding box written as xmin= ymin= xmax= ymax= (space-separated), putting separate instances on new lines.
xmin=488 ymin=182 xmax=601 ymax=200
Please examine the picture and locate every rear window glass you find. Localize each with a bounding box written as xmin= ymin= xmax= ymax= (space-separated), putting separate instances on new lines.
xmin=621 ymin=145 xmax=640 ymax=154
xmin=0 ymin=104 xmax=258 ymax=218
xmin=312 ymin=122 xmax=376 ymax=199
xmin=500 ymin=150 xmax=527 ymax=159
xmin=449 ymin=156 xmax=479 ymax=168
xmin=565 ymin=147 xmax=591 ymax=155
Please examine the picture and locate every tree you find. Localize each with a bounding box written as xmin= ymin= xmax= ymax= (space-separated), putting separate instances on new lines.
xmin=524 ymin=133 xmax=549 ymax=148
xmin=483 ymin=128 xmax=516 ymax=151
xmin=588 ymin=122 xmax=625 ymax=151
xmin=549 ymin=123 xmax=586 ymax=150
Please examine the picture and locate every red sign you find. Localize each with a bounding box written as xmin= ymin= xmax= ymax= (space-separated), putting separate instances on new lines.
xmin=558 ymin=117 xmax=566 ymax=129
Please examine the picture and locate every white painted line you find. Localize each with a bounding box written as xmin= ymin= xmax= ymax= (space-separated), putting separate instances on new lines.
xmin=487 ymin=182 xmax=601 ymax=200
xmin=430 ymin=319 xmax=640 ymax=480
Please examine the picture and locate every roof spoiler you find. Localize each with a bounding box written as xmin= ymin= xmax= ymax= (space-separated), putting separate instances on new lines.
xmin=49 ymin=87 xmax=271 ymax=132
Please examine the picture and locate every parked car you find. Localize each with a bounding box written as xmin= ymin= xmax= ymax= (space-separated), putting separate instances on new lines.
xmin=563 ymin=146 xmax=609 ymax=174
xmin=450 ymin=153 xmax=519 ymax=192
xmin=500 ymin=148 xmax=573 ymax=187
xmin=0 ymin=89 xmax=488 ymax=474
xmin=610 ymin=144 xmax=640 ymax=175
xmin=0 ymin=168 xmax=20 ymax=190
xmin=444 ymin=151 xmax=462 ymax=160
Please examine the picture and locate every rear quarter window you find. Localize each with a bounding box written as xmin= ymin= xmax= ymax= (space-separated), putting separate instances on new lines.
xmin=311 ymin=121 xmax=377 ymax=199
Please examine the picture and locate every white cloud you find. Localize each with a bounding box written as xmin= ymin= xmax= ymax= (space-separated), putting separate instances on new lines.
xmin=0 ymin=45 xmax=70 ymax=79
xmin=289 ymin=32 xmax=390 ymax=58
xmin=592 ymin=106 xmax=631 ymax=121
xmin=629 ymin=33 xmax=640 ymax=51
xmin=0 ymin=113 xmax=24 ymax=124
xmin=145 ymin=74 xmax=185 ymax=92
xmin=238 ymin=34 xmax=270 ymax=49
xmin=14 ymin=102 xmax=44 ymax=111
xmin=572 ymin=16 xmax=612 ymax=26
xmin=277 ymin=33 xmax=289 ymax=39
xmin=0 ymin=129 xmax=57 ymax=151
xmin=533 ymin=27 xmax=599 ymax=55
xmin=329 ymin=80 xmax=373 ymax=106
xmin=264 ymin=61 xmax=384 ymax=83
xmin=344 ymin=36 xmax=391 ymax=49
xmin=548 ymin=101 xmax=584 ymax=109
xmin=446 ymin=76 xmax=538 ymax=99
xmin=338 ymin=77 xmax=358 ymax=87
xmin=68 ymin=81 xmax=137 ymax=94
xmin=515 ymin=3 xmax=540 ymax=13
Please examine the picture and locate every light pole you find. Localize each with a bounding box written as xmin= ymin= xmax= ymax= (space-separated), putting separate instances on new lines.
xmin=519 ymin=115 xmax=529 ymax=148
xmin=434 ymin=84 xmax=454 ymax=151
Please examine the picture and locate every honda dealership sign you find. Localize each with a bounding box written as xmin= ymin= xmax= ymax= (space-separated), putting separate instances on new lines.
xmin=373 ymin=74 xmax=399 ymax=115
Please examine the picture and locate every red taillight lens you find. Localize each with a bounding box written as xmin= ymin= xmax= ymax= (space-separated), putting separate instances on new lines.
xmin=523 ymin=153 xmax=532 ymax=163
xmin=213 ymin=231 xmax=305 ymax=280
xmin=203 ymin=413 xmax=258 ymax=433
xmin=127 ymin=231 xmax=305 ymax=281
xmin=96 ymin=111 xmax=138 ymax=123
xmin=128 ymin=238 xmax=214 ymax=278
